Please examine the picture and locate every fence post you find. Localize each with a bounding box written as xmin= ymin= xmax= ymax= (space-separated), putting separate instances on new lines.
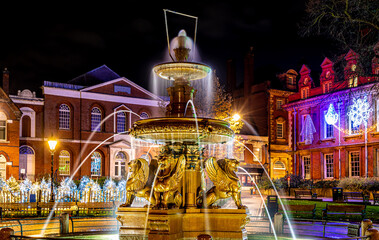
xmin=60 ymin=212 xmax=70 ymax=234
xmin=273 ymin=212 xmax=283 ymax=234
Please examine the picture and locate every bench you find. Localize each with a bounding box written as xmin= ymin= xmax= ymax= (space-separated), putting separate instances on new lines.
xmin=373 ymin=192 xmax=379 ymax=205
xmin=77 ymin=202 xmax=115 ymax=216
xmin=322 ymin=204 xmax=366 ymax=221
xmin=38 ymin=202 xmax=78 ymax=217
xmin=279 ymin=204 xmax=316 ymax=219
xmin=343 ymin=192 xmax=369 ymax=203
xmin=294 ymin=189 xmax=317 ymax=199
xmin=0 ymin=203 xmax=38 ymax=218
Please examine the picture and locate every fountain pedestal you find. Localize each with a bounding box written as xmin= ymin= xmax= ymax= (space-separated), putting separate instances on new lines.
xmin=116 ymin=207 xmax=249 ymax=240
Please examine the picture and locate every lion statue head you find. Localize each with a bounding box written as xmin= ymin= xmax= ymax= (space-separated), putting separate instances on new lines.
xmin=218 ymin=158 xmax=240 ymax=181
xmin=126 ymin=158 xmax=149 ymax=190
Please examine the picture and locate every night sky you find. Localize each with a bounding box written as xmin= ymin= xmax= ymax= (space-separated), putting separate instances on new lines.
xmin=0 ymin=1 xmax=335 ymax=96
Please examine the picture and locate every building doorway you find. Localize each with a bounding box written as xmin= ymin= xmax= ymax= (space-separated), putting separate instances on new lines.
xmin=19 ymin=146 xmax=35 ymax=180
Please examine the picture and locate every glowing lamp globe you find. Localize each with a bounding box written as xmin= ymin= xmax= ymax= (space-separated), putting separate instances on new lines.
xmin=232 ymin=114 xmax=241 ymax=122
xmin=48 ymin=137 xmax=58 ymax=151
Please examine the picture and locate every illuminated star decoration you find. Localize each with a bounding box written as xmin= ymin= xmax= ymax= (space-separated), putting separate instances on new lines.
xmin=348 ymin=96 xmax=372 ymax=128
xmin=324 ymin=103 xmax=339 ymax=125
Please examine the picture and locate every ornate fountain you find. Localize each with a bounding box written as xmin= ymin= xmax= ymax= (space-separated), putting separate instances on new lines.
xmin=116 ymin=28 xmax=249 ymax=240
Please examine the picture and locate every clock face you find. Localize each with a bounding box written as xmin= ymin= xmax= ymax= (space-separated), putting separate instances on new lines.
xmin=326 ymin=71 xmax=331 ymax=79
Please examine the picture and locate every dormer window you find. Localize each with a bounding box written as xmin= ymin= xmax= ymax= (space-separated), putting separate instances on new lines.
xmin=323 ymin=81 xmax=332 ymax=93
xmin=288 ymin=76 xmax=294 ymax=85
xmin=349 ymin=76 xmax=358 ymax=88
xmin=301 ymin=87 xmax=309 ymax=99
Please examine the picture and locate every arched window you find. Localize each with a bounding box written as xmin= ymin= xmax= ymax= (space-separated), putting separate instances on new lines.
xmin=273 ymin=161 xmax=286 ymax=170
xmin=140 ymin=112 xmax=149 ymax=119
xmin=22 ymin=115 xmax=31 ymax=137
xmin=0 ymin=112 xmax=7 ymax=141
xmin=114 ymin=151 xmax=127 ymax=178
xmin=59 ymin=150 xmax=70 ymax=175
xmin=0 ymin=154 xmax=6 ymax=178
xmin=91 ymin=152 xmax=102 ymax=176
xmin=59 ymin=104 xmax=70 ymax=130
xmin=91 ymin=107 xmax=102 ymax=132
xmin=116 ymin=112 xmax=127 ymax=133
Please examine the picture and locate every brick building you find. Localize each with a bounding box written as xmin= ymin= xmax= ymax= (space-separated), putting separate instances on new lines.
xmin=283 ymin=43 xmax=379 ymax=180
xmin=0 ymin=69 xmax=22 ymax=179
xmin=227 ymin=48 xmax=296 ymax=181
xmin=7 ymin=65 xmax=165 ymax=181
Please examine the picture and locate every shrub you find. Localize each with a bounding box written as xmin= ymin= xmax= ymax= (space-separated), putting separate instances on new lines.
xmin=313 ymin=179 xmax=340 ymax=188
xmin=338 ymin=177 xmax=379 ymax=193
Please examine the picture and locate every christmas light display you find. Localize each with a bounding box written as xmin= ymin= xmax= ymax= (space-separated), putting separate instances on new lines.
xmin=348 ymin=95 xmax=372 ymax=128
xmin=324 ymin=103 xmax=339 ymax=125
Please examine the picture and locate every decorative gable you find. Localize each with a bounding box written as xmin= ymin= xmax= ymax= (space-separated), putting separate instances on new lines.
xmin=320 ymin=58 xmax=335 ymax=94
xmin=81 ymin=78 xmax=161 ymax=100
xmin=298 ymin=65 xmax=312 ymax=99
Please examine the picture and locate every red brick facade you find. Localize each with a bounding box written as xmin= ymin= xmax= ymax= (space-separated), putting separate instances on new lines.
xmin=7 ymin=65 xmax=165 ymax=181
xmin=283 ymin=45 xmax=379 ymax=180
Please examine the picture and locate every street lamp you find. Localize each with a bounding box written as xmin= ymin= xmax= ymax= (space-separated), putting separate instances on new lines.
xmin=232 ymin=113 xmax=241 ymax=122
xmin=48 ymin=136 xmax=58 ymax=202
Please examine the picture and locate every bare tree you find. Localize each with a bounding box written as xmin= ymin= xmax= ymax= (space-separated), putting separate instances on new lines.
xmin=299 ymin=0 xmax=379 ymax=74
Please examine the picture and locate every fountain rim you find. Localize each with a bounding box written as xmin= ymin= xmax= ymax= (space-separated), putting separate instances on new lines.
xmin=152 ymin=61 xmax=212 ymax=81
xmin=129 ymin=117 xmax=235 ymax=144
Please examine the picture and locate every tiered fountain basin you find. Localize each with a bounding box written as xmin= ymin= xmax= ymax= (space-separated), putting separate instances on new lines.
xmin=130 ymin=117 xmax=235 ymax=144
xmin=153 ymin=62 xmax=211 ymax=81
xmin=117 ymin=207 xmax=249 ymax=240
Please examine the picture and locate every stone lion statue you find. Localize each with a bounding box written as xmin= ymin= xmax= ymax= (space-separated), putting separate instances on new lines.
xmin=120 ymin=158 xmax=157 ymax=207
xmin=203 ymin=157 xmax=246 ymax=209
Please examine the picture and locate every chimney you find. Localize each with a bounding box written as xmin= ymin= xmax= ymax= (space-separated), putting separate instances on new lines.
xmin=244 ymin=47 xmax=254 ymax=97
xmin=226 ymin=59 xmax=236 ymax=94
xmin=2 ymin=68 xmax=9 ymax=95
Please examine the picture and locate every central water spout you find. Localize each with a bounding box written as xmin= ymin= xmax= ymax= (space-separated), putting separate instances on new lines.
xmin=172 ymin=29 xmax=192 ymax=62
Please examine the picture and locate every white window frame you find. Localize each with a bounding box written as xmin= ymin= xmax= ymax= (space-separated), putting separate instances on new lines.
xmin=302 ymin=155 xmax=311 ymax=179
xmin=116 ymin=112 xmax=127 ymax=133
xmin=58 ymin=150 xmax=70 ymax=176
xmin=59 ymin=104 xmax=71 ymax=130
xmin=91 ymin=107 xmax=102 ymax=132
xmin=348 ymin=114 xmax=360 ymax=135
xmin=323 ymin=110 xmax=334 ymax=139
xmin=91 ymin=152 xmax=102 ymax=176
xmin=0 ymin=112 xmax=7 ymax=141
xmin=114 ymin=151 xmax=127 ymax=178
xmin=0 ymin=154 xmax=6 ymax=179
xmin=349 ymin=151 xmax=360 ymax=177
xmin=324 ymin=153 xmax=334 ymax=179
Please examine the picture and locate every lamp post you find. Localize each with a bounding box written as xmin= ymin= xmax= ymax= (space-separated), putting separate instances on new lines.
xmin=48 ymin=136 xmax=58 ymax=202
